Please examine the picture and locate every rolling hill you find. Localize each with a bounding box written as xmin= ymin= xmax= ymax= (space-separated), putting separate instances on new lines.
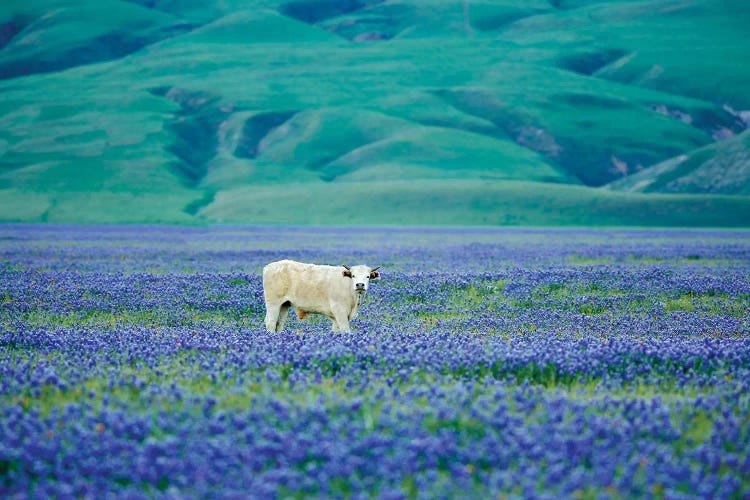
xmin=606 ymin=130 xmax=750 ymax=195
xmin=0 ymin=0 xmax=749 ymax=226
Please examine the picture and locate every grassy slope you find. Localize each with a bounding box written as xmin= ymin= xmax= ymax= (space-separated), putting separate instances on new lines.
xmin=0 ymin=189 xmax=197 ymax=224
xmin=0 ymin=0 xmax=187 ymax=77
xmin=590 ymin=0 xmax=750 ymax=109
xmin=607 ymin=130 xmax=750 ymax=195
xmin=3 ymin=179 xmax=748 ymax=226
xmin=0 ymin=0 xmax=748 ymax=225
xmin=199 ymin=179 xmax=750 ymax=227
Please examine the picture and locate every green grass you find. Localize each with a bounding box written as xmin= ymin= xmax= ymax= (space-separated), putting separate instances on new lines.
xmin=198 ymin=179 xmax=750 ymax=226
xmin=567 ymin=255 xmax=615 ymax=265
xmin=662 ymin=292 xmax=750 ymax=317
xmin=0 ymin=190 xmax=200 ymax=224
xmin=13 ymin=304 xmax=261 ymax=329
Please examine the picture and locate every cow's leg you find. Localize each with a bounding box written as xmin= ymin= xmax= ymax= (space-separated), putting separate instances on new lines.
xmin=265 ymin=300 xmax=291 ymax=332
xmin=264 ymin=302 xmax=282 ymax=332
xmin=331 ymin=307 xmax=351 ymax=333
xmin=276 ymin=302 xmax=291 ymax=332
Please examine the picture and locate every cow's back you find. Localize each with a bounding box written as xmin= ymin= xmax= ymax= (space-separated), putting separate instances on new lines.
xmin=262 ymin=260 xmax=297 ymax=300
xmin=263 ymin=260 xmax=340 ymax=311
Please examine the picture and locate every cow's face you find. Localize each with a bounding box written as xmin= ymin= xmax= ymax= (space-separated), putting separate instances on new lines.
xmin=342 ymin=265 xmax=380 ymax=295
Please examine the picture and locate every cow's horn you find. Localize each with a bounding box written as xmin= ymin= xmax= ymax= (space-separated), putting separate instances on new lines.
xmin=371 ymin=266 xmax=380 ymax=272
xmin=342 ymin=265 xmax=351 ymax=270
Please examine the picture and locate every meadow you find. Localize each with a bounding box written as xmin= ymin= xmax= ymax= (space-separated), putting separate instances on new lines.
xmin=1 ymin=224 xmax=749 ymax=498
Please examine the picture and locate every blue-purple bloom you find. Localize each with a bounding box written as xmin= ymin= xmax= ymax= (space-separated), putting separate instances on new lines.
xmin=1 ymin=225 xmax=749 ymax=497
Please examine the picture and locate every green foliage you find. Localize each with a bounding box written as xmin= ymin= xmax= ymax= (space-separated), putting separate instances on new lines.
xmin=675 ymin=410 xmax=714 ymax=452
xmin=18 ymin=305 xmax=259 ymax=329
xmin=662 ymin=292 xmax=750 ymax=317
xmin=567 ymin=255 xmax=614 ymax=265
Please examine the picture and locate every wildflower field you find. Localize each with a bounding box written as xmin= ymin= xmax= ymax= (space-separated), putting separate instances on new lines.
xmin=1 ymin=224 xmax=749 ymax=499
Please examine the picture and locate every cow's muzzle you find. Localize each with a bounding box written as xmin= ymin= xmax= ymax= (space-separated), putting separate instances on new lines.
xmin=355 ymin=283 xmax=366 ymax=292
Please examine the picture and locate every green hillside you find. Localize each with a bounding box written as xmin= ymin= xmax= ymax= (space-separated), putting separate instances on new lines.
xmin=200 ymin=179 xmax=750 ymax=227
xmin=606 ymin=130 xmax=750 ymax=195
xmin=0 ymin=0 xmax=748 ymax=225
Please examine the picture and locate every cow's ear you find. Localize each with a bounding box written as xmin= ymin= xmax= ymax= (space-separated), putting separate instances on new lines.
xmin=343 ymin=269 xmax=353 ymax=278
xmin=369 ymin=270 xmax=380 ymax=280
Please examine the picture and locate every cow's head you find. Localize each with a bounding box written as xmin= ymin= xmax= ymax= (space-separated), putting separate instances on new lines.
xmin=342 ymin=265 xmax=380 ymax=295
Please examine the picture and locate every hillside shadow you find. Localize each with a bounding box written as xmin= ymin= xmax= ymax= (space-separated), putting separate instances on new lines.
xmin=0 ymin=23 xmax=197 ymax=80
xmin=279 ymin=0 xmax=382 ymax=24
xmin=557 ymin=48 xmax=628 ymax=76
xmin=234 ymin=112 xmax=298 ymax=159
xmin=150 ymin=87 xmax=232 ymax=188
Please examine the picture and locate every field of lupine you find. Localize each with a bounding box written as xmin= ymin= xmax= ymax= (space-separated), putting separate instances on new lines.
xmin=1 ymin=224 xmax=749 ymax=498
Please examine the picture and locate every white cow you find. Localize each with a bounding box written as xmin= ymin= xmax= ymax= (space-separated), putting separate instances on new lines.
xmin=262 ymin=259 xmax=380 ymax=332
